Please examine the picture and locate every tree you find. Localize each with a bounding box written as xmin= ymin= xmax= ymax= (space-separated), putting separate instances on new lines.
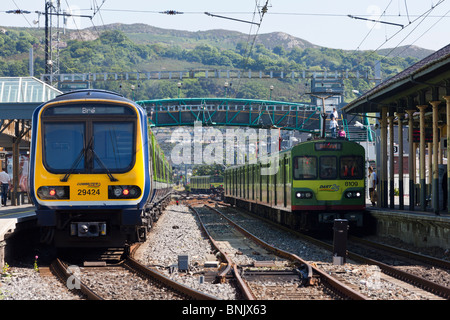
xmin=192 ymin=164 xmax=224 ymax=176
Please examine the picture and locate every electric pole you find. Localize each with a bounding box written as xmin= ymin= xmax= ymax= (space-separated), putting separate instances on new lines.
xmin=41 ymin=1 xmax=92 ymax=83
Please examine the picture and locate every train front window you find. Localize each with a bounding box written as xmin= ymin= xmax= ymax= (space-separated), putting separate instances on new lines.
xmin=211 ymin=176 xmax=223 ymax=183
xmin=93 ymin=122 xmax=134 ymax=172
xmin=293 ymin=156 xmax=317 ymax=180
xmin=340 ymin=156 xmax=363 ymax=179
xmin=42 ymin=111 xmax=136 ymax=176
xmin=319 ymin=156 xmax=337 ymax=180
xmin=44 ymin=123 xmax=85 ymax=171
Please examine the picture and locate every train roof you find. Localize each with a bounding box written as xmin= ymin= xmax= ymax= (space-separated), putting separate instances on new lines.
xmin=33 ymin=89 xmax=145 ymax=116
xmin=191 ymin=175 xmax=223 ymax=178
xmin=224 ymin=137 xmax=364 ymax=171
xmin=41 ymin=89 xmax=135 ymax=106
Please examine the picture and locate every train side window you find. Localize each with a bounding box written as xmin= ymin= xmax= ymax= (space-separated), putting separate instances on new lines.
xmin=293 ymin=156 xmax=317 ymax=180
xmin=319 ymin=156 xmax=337 ymax=180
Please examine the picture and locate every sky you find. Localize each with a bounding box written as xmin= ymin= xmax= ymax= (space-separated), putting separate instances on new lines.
xmin=1 ymin=0 xmax=450 ymax=52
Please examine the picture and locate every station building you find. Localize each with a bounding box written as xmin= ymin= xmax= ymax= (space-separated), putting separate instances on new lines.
xmin=0 ymin=77 xmax=61 ymax=205
xmin=343 ymin=43 xmax=450 ymax=215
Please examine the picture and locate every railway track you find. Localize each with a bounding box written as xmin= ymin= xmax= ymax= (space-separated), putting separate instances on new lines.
xmin=346 ymin=236 xmax=450 ymax=298
xmin=49 ymin=248 xmax=218 ymax=300
xmin=41 ymin=196 xmax=447 ymax=300
xmin=213 ymin=201 xmax=448 ymax=300
xmin=191 ymin=203 xmax=367 ymax=300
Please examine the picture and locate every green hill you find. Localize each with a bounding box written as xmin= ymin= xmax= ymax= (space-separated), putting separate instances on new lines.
xmin=0 ymin=23 xmax=431 ymax=102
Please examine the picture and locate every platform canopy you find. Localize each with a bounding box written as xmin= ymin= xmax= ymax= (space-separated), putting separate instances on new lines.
xmin=342 ymin=44 xmax=450 ymax=115
xmin=0 ymin=77 xmax=61 ymax=119
xmin=0 ymin=77 xmax=62 ymax=151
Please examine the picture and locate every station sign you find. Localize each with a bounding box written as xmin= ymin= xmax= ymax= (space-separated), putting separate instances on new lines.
xmin=412 ymin=128 xmax=439 ymax=143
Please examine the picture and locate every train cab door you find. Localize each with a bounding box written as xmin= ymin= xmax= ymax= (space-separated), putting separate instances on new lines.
xmin=274 ymin=160 xmax=277 ymax=207
xmin=283 ymin=155 xmax=287 ymax=208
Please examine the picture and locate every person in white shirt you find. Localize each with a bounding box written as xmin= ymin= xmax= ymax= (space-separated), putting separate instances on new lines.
xmin=368 ymin=166 xmax=377 ymax=206
xmin=0 ymin=168 xmax=11 ymax=206
xmin=332 ymin=107 xmax=339 ymax=120
xmin=329 ymin=116 xmax=338 ymax=138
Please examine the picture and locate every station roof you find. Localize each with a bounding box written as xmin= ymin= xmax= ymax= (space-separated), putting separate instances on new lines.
xmin=0 ymin=77 xmax=61 ymax=119
xmin=342 ymin=44 xmax=450 ymax=115
xmin=0 ymin=77 xmax=61 ymax=150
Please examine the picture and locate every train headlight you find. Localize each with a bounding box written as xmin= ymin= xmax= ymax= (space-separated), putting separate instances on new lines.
xmin=56 ymin=188 xmax=65 ymax=197
xmin=37 ymin=186 xmax=69 ymax=200
xmin=345 ymin=191 xmax=362 ymax=199
xmin=113 ymin=187 xmax=123 ymax=197
xmin=108 ymin=185 xmax=141 ymax=199
xmin=295 ymin=191 xmax=313 ymax=199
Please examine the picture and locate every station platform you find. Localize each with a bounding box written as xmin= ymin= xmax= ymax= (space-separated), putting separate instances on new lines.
xmin=0 ymin=200 xmax=36 ymax=268
xmin=365 ymin=197 xmax=450 ymax=250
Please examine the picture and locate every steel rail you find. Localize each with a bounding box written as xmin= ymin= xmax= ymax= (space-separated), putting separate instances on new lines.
xmin=188 ymin=205 xmax=256 ymax=299
xmin=290 ymin=232 xmax=450 ymax=299
xmin=188 ymin=205 xmax=233 ymax=282
xmin=349 ymin=235 xmax=450 ymax=270
xmin=123 ymin=256 xmax=219 ymax=300
xmin=50 ymin=258 xmax=103 ymax=300
xmin=204 ymin=204 xmax=368 ymax=300
xmin=350 ymin=253 xmax=450 ymax=299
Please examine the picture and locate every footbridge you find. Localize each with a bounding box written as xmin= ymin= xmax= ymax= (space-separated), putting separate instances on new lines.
xmin=136 ymin=98 xmax=321 ymax=132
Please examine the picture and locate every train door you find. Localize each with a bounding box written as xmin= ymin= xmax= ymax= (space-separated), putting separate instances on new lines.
xmin=274 ymin=160 xmax=278 ymax=206
xmin=283 ymin=156 xmax=287 ymax=207
xmin=246 ymin=165 xmax=250 ymax=199
xmin=266 ymin=162 xmax=270 ymax=204
xmin=259 ymin=163 xmax=262 ymax=202
xmin=252 ymin=165 xmax=255 ymax=201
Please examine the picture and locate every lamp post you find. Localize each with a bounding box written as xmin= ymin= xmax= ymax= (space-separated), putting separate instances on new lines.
xmin=177 ymin=82 xmax=182 ymax=98
xmin=224 ymin=82 xmax=229 ymax=98
xmin=269 ymin=85 xmax=274 ymax=100
xmin=310 ymin=94 xmax=333 ymax=138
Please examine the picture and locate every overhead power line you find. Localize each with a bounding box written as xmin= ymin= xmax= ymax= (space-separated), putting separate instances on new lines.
xmin=348 ymin=14 xmax=404 ymax=27
xmin=205 ymin=12 xmax=260 ymax=26
xmin=160 ymin=10 xmax=184 ymax=15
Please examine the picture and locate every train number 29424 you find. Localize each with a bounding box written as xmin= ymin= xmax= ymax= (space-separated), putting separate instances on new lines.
xmin=77 ymin=189 xmax=100 ymax=196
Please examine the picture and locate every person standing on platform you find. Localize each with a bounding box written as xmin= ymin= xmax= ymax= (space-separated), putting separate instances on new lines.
xmin=368 ymin=166 xmax=377 ymax=206
xmin=330 ymin=115 xmax=338 ymax=138
xmin=332 ymin=107 xmax=339 ymax=121
xmin=0 ymin=167 xmax=11 ymax=206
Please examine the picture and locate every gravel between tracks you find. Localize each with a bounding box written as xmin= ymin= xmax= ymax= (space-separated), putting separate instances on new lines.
xmin=1 ymin=265 xmax=81 ymax=300
xmin=135 ymin=204 xmax=238 ymax=299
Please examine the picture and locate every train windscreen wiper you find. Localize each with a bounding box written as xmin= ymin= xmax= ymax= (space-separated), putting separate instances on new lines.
xmin=60 ymin=137 xmax=118 ymax=182
xmin=60 ymin=136 xmax=88 ymax=182
xmin=90 ymin=147 xmax=118 ymax=182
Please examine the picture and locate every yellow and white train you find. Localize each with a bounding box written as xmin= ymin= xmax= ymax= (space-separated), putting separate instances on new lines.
xmin=29 ymin=89 xmax=172 ymax=248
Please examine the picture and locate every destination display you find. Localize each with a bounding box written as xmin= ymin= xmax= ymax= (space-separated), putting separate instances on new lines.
xmin=44 ymin=104 xmax=135 ymax=116
xmin=315 ymin=142 xmax=342 ymax=151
